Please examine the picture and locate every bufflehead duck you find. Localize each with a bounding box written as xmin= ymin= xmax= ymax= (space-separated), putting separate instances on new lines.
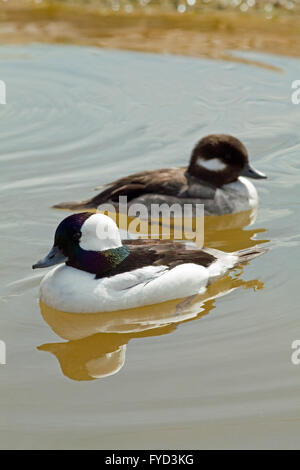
xmin=53 ymin=134 xmax=266 ymax=215
xmin=38 ymin=273 xmax=264 ymax=381
xmin=33 ymin=213 xmax=265 ymax=313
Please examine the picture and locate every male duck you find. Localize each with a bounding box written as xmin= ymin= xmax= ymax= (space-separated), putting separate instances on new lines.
xmin=54 ymin=134 xmax=266 ymax=215
xmin=33 ymin=213 xmax=265 ymax=313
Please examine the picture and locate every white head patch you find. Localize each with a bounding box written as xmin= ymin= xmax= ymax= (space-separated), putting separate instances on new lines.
xmin=197 ymin=157 xmax=227 ymax=172
xmin=79 ymin=214 xmax=122 ymax=252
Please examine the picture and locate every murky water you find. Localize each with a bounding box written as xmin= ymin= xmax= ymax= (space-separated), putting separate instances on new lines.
xmin=1 ymin=44 xmax=300 ymax=449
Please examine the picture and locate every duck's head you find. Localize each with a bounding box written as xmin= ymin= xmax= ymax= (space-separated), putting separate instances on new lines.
xmin=187 ymin=134 xmax=267 ymax=187
xmin=33 ymin=213 xmax=123 ymax=270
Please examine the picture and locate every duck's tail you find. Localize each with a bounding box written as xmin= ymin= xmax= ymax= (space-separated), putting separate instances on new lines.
xmin=234 ymin=246 xmax=268 ymax=265
xmin=52 ymin=198 xmax=95 ymax=210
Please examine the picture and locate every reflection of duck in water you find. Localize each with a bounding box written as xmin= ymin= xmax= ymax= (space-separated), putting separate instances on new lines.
xmin=38 ymin=274 xmax=264 ymax=381
xmin=53 ymin=134 xmax=266 ymax=215
xmin=39 ymin=333 xmax=127 ymax=381
xmin=33 ymin=213 xmax=266 ymax=313
xmin=111 ymin=206 xmax=268 ymax=252
xmin=203 ymin=208 xmax=269 ymax=251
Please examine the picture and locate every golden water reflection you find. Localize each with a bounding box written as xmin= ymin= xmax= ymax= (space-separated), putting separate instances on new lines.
xmin=203 ymin=209 xmax=268 ymax=251
xmin=38 ymin=270 xmax=264 ymax=381
xmin=92 ymin=207 xmax=269 ymax=251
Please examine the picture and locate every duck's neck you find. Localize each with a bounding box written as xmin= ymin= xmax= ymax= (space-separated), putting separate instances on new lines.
xmin=66 ymin=245 xmax=130 ymax=277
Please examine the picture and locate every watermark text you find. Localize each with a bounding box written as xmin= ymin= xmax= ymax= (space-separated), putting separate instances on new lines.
xmin=97 ymin=196 xmax=204 ymax=247
xmin=0 ymin=340 xmax=6 ymax=365
xmin=291 ymin=340 xmax=300 ymax=365
xmin=0 ymin=80 xmax=6 ymax=104
xmin=291 ymin=80 xmax=300 ymax=104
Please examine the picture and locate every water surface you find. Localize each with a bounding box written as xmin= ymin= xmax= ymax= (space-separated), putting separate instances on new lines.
xmin=0 ymin=45 xmax=300 ymax=449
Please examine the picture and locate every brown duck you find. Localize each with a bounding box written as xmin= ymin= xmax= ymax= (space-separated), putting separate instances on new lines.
xmin=54 ymin=134 xmax=266 ymax=215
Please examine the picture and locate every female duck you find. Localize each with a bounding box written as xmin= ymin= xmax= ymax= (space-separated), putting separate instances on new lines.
xmin=54 ymin=134 xmax=266 ymax=215
xmin=33 ymin=213 xmax=265 ymax=313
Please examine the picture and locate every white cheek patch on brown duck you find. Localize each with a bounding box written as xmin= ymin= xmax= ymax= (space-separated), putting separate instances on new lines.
xmin=197 ymin=157 xmax=227 ymax=172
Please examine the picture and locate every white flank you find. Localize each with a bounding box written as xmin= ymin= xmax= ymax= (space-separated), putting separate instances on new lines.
xmin=40 ymin=263 xmax=210 ymax=313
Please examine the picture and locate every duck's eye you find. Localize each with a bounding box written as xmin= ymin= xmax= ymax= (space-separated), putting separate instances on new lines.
xmin=72 ymin=231 xmax=81 ymax=242
xmin=223 ymin=153 xmax=232 ymax=162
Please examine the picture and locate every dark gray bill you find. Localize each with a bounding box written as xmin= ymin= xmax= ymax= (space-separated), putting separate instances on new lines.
xmin=240 ymin=163 xmax=267 ymax=179
xmin=32 ymin=246 xmax=67 ymax=269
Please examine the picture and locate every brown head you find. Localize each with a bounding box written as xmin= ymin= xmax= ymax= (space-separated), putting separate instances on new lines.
xmin=187 ymin=134 xmax=266 ymax=187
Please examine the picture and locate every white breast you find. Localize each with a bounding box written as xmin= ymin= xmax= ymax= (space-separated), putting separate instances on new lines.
xmin=216 ymin=176 xmax=258 ymax=213
xmin=238 ymin=176 xmax=259 ymax=208
xmin=39 ymin=263 xmax=210 ymax=313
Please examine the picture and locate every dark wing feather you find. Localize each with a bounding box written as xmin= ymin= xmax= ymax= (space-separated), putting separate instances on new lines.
xmin=91 ymin=167 xmax=188 ymax=206
xmin=102 ymin=239 xmax=216 ymax=277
